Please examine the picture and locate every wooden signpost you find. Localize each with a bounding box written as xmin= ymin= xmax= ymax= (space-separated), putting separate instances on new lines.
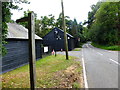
xmin=0 ymin=2 xmax=2 ymax=90
xmin=16 ymin=12 xmax=36 ymax=90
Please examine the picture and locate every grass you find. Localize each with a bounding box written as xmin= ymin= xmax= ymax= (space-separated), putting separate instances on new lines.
xmin=92 ymin=43 xmax=120 ymax=51
xmin=72 ymin=82 xmax=80 ymax=88
xmin=72 ymin=48 xmax=81 ymax=51
xmin=1 ymin=55 xmax=83 ymax=88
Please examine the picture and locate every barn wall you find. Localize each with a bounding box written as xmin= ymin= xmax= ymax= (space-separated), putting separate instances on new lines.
xmin=68 ymin=38 xmax=74 ymax=51
xmin=43 ymin=28 xmax=64 ymax=51
xmin=43 ymin=28 xmax=74 ymax=51
xmin=36 ymin=40 xmax=42 ymax=59
xmin=1 ymin=39 xmax=42 ymax=73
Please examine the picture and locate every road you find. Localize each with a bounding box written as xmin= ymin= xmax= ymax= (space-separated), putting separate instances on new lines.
xmin=82 ymin=42 xmax=119 ymax=88
xmin=58 ymin=42 xmax=119 ymax=88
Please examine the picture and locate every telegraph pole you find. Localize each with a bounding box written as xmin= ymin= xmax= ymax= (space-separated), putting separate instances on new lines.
xmin=61 ymin=0 xmax=69 ymax=60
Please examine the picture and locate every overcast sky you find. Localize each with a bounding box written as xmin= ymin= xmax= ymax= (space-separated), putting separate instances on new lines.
xmin=11 ymin=0 xmax=99 ymax=23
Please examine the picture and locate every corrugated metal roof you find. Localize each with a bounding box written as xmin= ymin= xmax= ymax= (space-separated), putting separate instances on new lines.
xmin=7 ymin=23 xmax=42 ymax=40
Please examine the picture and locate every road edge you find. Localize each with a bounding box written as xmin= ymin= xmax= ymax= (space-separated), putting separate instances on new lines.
xmin=82 ymin=49 xmax=89 ymax=89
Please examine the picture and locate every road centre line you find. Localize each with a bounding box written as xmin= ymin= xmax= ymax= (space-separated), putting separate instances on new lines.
xmin=97 ymin=52 xmax=103 ymax=56
xmin=109 ymin=58 xmax=120 ymax=65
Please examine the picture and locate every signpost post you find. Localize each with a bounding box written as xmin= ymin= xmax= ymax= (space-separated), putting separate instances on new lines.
xmin=16 ymin=12 xmax=36 ymax=90
xmin=28 ymin=12 xmax=36 ymax=90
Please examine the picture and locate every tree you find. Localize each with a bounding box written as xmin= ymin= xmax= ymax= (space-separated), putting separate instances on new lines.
xmin=88 ymin=2 xmax=119 ymax=45
xmin=35 ymin=19 xmax=41 ymax=37
xmin=87 ymin=2 xmax=102 ymax=29
xmin=55 ymin=13 xmax=71 ymax=32
xmin=70 ymin=19 xmax=78 ymax=37
xmin=39 ymin=14 xmax=56 ymax=37
xmin=82 ymin=27 xmax=89 ymax=41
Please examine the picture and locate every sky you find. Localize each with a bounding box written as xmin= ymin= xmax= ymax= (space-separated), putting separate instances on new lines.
xmin=11 ymin=0 xmax=99 ymax=23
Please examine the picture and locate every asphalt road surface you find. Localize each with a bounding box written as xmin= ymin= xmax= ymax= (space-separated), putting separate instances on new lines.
xmin=82 ymin=42 xmax=119 ymax=88
xmin=58 ymin=42 xmax=119 ymax=88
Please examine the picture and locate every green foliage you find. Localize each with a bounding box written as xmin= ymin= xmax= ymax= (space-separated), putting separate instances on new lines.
xmin=39 ymin=14 xmax=56 ymax=37
xmin=82 ymin=27 xmax=89 ymax=40
xmin=72 ymin=82 xmax=80 ymax=88
xmin=2 ymin=2 xmax=18 ymax=56
xmin=35 ymin=19 xmax=41 ymax=36
xmin=72 ymin=48 xmax=81 ymax=51
xmin=85 ymin=2 xmax=119 ymax=46
xmin=68 ymin=19 xmax=85 ymax=47
xmin=70 ymin=19 xmax=78 ymax=37
xmin=92 ymin=42 xmax=120 ymax=51
xmin=55 ymin=13 xmax=71 ymax=31
xmin=87 ymin=2 xmax=102 ymax=29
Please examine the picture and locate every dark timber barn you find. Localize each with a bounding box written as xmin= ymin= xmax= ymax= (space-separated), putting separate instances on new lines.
xmin=1 ymin=23 xmax=43 ymax=73
xmin=43 ymin=27 xmax=74 ymax=51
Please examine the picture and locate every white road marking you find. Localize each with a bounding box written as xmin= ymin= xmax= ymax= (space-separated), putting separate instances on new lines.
xmin=109 ymin=58 xmax=120 ymax=65
xmin=97 ymin=52 xmax=103 ymax=56
xmin=82 ymin=50 xmax=89 ymax=88
xmin=108 ymin=51 xmax=113 ymax=52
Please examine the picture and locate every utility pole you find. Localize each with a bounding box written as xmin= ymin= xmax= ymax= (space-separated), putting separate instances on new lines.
xmin=61 ymin=0 xmax=69 ymax=60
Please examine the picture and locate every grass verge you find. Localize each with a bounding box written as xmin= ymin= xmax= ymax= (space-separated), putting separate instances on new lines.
xmin=1 ymin=55 xmax=83 ymax=88
xmin=92 ymin=43 xmax=120 ymax=51
xmin=72 ymin=48 xmax=81 ymax=51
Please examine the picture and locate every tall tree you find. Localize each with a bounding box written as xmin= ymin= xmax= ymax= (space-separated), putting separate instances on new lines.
xmin=87 ymin=2 xmax=101 ymax=29
xmin=70 ymin=19 xmax=78 ymax=37
xmin=39 ymin=14 xmax=56 ymax=37
xmin=56 ymin=13 xmax=71 ymax=32
xmin=88 ymin=2 xmax=119 ymax=45
xmin=35 ymin=19 xmax=41 ymax=37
